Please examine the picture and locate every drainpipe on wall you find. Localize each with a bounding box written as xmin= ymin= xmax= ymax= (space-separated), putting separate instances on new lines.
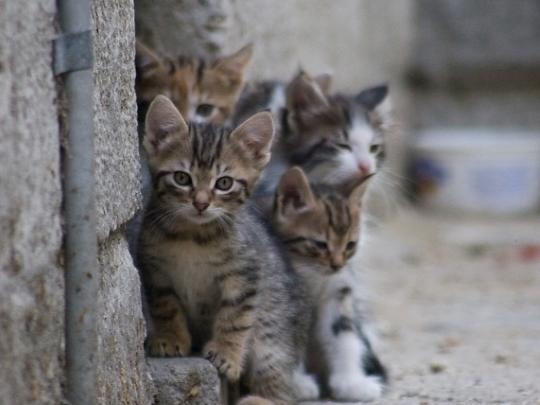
xmin=53 ymin=0 xmax=98 ymax=403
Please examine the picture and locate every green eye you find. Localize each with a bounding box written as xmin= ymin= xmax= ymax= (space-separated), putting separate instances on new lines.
xmin=370 ymin=144 xmax=381 ymax=154
xmin=196 ymin=103 xmax=214 ymax=117
xmin=173 ymin=171 xmax=192 ymax=186
xmin=346 ymin=241 xmax=357 ymax=250
xmin=336 ymin=143 xmax=352 ymax=151
xmin=215 ymin=176 xmax=233 ymax=191
xmin=314 ymin=240 xmax=328 ymax=250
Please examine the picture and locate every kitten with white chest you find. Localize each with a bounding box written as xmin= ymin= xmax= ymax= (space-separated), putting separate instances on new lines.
xmin=271 ymin=166 xmax=388 ymax=402
xmin=137 ymin=95 xmax=309 ymax=405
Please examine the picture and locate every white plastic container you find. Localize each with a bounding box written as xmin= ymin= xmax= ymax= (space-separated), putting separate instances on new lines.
xmin=412 ymin=128 xmax=540 ymax=216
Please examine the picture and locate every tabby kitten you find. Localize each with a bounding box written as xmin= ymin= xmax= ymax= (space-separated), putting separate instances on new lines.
xmin=283 ymin=72 xmax=393 ymax=185
xmin=271 ymin=166 xmax=387 ymax=402
xmin=137 ymin=95 xmax=308 ymax=405
xmin=135 ymin=40 xmax=253 ymax=125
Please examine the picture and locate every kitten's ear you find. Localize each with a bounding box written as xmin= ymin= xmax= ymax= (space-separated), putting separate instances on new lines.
xmin=340 ymin=174 xmax=374 ymax=206
xmin=276 ymin=167 xmax=317 ymax=217
xmin=355 ymin=84 xmax=389 ymax=111
xmin=135 ymin=40 xmax=164 ymax=78
xmin=313 ymin=72 xmax=333 ymax=94
xmin=144 ymin=95 xmax=189 ymax=156
xmin=215 ymin=43 xmax=254 ymax=79
xmin=286 ymin=72 xmax=329 ymax=113
xmin=229 ymin=111 xmax=274 ymax=168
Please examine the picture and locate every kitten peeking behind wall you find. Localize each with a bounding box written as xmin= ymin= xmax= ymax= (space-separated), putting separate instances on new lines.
xmin=135 ymin=40 xmax=253 ymax=125
xmin=137 ymin=95 xmax=309 ymax=405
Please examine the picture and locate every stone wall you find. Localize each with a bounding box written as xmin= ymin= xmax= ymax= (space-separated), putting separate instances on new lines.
xmin=0 ymin=0 xmax=153 ymax=403
xmin=0 ymin=1 xmax=65 ymax=403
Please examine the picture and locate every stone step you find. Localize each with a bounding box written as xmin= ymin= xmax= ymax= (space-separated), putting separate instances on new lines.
xmin=147 ymin=357 xmax=223 ymax=405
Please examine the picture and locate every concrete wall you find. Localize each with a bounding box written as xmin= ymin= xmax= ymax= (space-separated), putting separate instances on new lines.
xmin=0 ymin=0 xmax=65 ymax=403
xmin=92 ymin=0 xmax=153 ymax=401
xmin=0 ymin=0 xmax=153 ymax=403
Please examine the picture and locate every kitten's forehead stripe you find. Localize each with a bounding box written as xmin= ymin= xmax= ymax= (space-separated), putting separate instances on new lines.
xmin=196 ymin=59 xmax=205 ymax=83
xmin=188 ymin=122 xmax=227 ymax=170
xmin=324 ymin=196 xmax=351 ymax=237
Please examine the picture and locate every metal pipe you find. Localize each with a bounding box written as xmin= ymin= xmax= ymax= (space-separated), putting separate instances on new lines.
xmin=57 ymin=0 xmax=98 ymax=403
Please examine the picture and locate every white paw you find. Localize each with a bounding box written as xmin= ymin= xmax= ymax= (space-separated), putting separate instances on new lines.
xmin=292 ymin=370 xmax=320 ymax=400
xmin=329 ymin=372 xmax=383 ymax=402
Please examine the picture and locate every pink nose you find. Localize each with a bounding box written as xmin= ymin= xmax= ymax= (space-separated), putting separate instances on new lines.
xmin=193 ymin=201 xmax=209 ymax=212
xmin=359 ymin=163 xmax=371 ymax=177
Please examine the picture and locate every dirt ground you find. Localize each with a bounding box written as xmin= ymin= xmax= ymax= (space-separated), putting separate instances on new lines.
xmin=309 ymin=208 xmax=540 ymax=405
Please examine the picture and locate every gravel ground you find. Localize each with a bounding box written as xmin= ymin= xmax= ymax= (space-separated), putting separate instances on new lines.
xmin=306 ymin=208 xmax=540 ymax=405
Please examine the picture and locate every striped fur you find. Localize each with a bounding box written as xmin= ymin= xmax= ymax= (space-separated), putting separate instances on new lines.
xmin=137 ymin=96 xmax=308 ymax=405
xmin=271 ymin=167 xmax=387 ymax=401
xmin=135 ymin=40 xmax=253 ymax=126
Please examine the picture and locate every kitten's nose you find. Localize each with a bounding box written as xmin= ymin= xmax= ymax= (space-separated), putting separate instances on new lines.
xmin=193 ymin=201 xmax=209 ymax=212
xmin=359 ymin=162 xmax=371 ymax=177
xmin=330 ymin=255 xmax=344 ymax=272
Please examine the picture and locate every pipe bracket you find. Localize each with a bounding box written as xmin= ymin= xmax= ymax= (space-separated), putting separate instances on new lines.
xmin=53 ymin=30 xmax=94 ymax=76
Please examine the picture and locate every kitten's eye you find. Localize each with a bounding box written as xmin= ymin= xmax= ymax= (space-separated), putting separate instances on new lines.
xmin=346 ymin=241 xmax=357 ymax=250
xmin=314 ymin=241 xmax=328 ymax=250
xmin=370 ymin=144 xmax=381 ymax=154
xmin=215 ymin=176 xmax=233 ymax=191
xmin=196 ymin=103 xmax=214 ymax=117
xmin=336 ymin=143 xmax=352 ymax=151
xmin=173 ymin=171 xmax=192 ymax=186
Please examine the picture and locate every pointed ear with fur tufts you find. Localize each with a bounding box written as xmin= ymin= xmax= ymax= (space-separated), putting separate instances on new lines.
xmin=229 ymin=111 xmax=274 ymax=169
xmin=214 ymin=43 xmax=254 ymax=80
xmin=276 ymin=166 xmax=317 ymax=218
xmin=355 ymin=84 xmax=389 ymax=111
xmin=313 ymin=72 xmax=333 ymax=94
xmin=339 ymin=173 xmax=374 ymax=207
xmin=286 ymin=72 xmax=329 ymax=113
xmin=135 ymin=40 xmax=165 ymax=79
xmin=144 ymin=95 xmax=189 ymax=158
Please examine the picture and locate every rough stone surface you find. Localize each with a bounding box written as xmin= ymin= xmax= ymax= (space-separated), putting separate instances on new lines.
xmin=93 ymin=0 xmax=142 ymax=241
xmin=0 ymin=0 xmax=65 ymax=404
xmin=147 ymin=358 xmax=221 ymax=405
xmin=92 ymin=0 xmax=153 ymax=402
xmin=97 ymin=230 xmax=154 ymax=404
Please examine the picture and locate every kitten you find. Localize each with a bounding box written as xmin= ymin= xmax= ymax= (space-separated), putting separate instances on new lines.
xmin=271 ymin=166 xmax=387 ymax=402
xmin=232 ymin=72 xmax=332 ymax=129
xmin=232 ymin=71 xmax=332 ymax=201
xmin=137 ymin=95 xmax=308 ymax=405
xmin=128 ymin=41 xmax=253 ymax=254
xmin=283 ymin=72 xmax=393 ymax=185
xmin=135 ymin=40 xmax=253 ymax=125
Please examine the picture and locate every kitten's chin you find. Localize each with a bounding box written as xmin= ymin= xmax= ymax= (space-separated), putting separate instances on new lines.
xmin=186 ymin=212 xmax=219 ymax=225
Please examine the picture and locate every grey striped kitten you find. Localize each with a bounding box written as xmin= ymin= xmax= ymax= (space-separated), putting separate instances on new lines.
xmin=271 ymin=167 xmax=387 ymax=402
xmin=137 ymin=95 xmax=308 ymax=405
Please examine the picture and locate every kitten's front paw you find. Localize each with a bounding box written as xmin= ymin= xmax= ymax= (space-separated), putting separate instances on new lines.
xmin=293 ymin=370 xmax=320 ymax=400
xmin=202 ymin=340 xmax=243 ymax=381
xmin=329 ymin=373 xmax=383 ymax=402
xmin=146 ymin=331 xmax=191 ymax=357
